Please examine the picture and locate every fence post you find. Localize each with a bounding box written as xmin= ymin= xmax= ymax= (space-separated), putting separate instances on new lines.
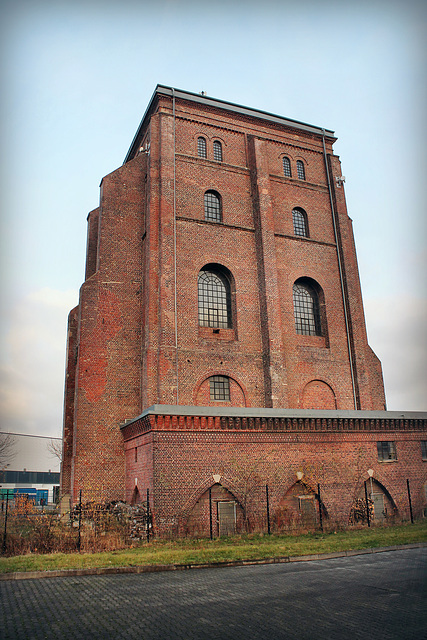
xmin=317 ymin=483 xmax=324 ymax=532
xmin=209 ymin=487 xmax=213 ymax=540
xmin=364 ymin=481 xmax=371 ymax=528
xmin=2 ymin=489 xmax=11 ymax=555
xmin=77 ymin=489 xmax=82 ymax=552
xmin=406 ymin=479 xmax=414 ymax=524
xmin=146 ymin=488 xmax=150 ymax=542
xmin=266 ymin=484 xmax=271 ymax=535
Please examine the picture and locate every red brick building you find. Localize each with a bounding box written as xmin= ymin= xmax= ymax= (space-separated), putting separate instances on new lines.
xmin=61 ymin=86 xmax=427 ymax=534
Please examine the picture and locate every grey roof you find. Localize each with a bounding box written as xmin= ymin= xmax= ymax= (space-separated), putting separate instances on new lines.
xmin=122 ymin=404 xmax=427 ymax=428
xmin=124 ymin=85 xmax=336 ymax=163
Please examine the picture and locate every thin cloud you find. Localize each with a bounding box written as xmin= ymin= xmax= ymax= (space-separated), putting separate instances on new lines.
xmin=0 ymin=288 xmax=78 ymax=436
xmin=364 ymin=296 xmax=427 ymax=411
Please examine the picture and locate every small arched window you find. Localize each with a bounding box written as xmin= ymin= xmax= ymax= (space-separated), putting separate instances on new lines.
xmin=283 ymin=157 xmax=292 ymax=177
xmin=210 ymin=375 xmax=230 ymax=401
xmin=213 ymin=141 xmax=223 ymax=162
xmin=293 ymin=281 xmax=321 ymax=336
xmin=197 ymin=137 xmax=207 ymax=158
xmin=292 ymin=208 xmax=309 ymax=238
xmin=297 ymin=160 xmax=306 ymax=180
xmin=198 ymin=267 xmax=231 ymax=328
xmin=204 ymin=190 xmax=222 ymax=222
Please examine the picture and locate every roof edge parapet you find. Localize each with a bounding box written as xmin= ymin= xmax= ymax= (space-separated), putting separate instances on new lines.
xmin=122 ymin=404 xmax=427 ymax=429
xmin=124 ymin=84 xmax=336 ymax=163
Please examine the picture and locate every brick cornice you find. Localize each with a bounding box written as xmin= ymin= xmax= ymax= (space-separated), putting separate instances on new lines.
xmin=120 ymin=406 xmax=427 ymax=440
xmin=274 ymin=233 xmax=336 ymax=249
xmin=176 ymin=215 xmax=254 ymax=234
xmin=269 ymin=173 xmax=329 ymax=192
xmin=176 ymin=153 xmax=249 ymax=175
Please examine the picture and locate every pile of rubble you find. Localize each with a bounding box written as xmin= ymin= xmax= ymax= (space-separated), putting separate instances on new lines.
xmin=106 ymin=500 xmax=151 ymax=540
xmin=72 ymin=500 xmax=152 ymax=540
xmin=349 ymin=498 xmax=373 ymax=524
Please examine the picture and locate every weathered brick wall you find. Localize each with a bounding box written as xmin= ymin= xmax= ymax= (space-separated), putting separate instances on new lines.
xmin=60 ymin=306 xmax=79 ymax=495
xmin=62 ymin=87 xmax=387 ymax=502
xmin=122 ymin=414 xmax=427 ymax=536
xmin=142 ymin=94 xmax=386 ymax=411
xmin=84 ymin=207 xmax=100 ymax=280
xmin=65 ymin=154 xmax=148 ymax=501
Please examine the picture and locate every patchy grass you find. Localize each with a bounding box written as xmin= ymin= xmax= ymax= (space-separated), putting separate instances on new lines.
xmin=1 ymin=521 xmax=426 ymax=574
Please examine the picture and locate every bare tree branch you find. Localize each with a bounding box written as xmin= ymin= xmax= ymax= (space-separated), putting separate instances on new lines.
xmin=0 ymin=433 xmax=17 ymax=469
xmin=47 ymin=438 xmax=63 ymax=462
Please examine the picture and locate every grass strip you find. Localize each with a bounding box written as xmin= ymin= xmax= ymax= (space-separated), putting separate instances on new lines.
xmin=1 ymin=521 xmax=426 ymax=574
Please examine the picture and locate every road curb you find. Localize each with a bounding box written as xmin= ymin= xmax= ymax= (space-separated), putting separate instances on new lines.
xmin=1 ymin=542 xmax=426 ymax=581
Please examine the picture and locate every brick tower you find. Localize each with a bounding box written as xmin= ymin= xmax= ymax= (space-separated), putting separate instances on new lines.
xmin=62 ymin=86 xmax=406 ymax=523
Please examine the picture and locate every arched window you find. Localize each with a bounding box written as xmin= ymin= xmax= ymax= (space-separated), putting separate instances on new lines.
xmin=292 ymin=207 xmax=309 ymax=237
xmin=210 ymin=375 xmax=230 ymax=401
xmin=198 ymin=267 xmax=231 ymax=328
xmin=283 ymin=157 xmax=292 ymax=177
xmin=204 ymin=190 xmax=222 ymax=222
xmin=213 ymin=141 xmax=223 ymax=162
xmin=197 ymin=136 xmax=207 ymax=158
xmin=293 ymin=281 xmax=321 ymax=336
xmin=297 ymin=160 xmax=306 ymax=180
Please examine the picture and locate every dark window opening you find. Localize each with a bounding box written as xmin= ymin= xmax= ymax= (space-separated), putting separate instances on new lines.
xmin=293 ymin=282 xmax=321 ymax=336
xmin=377 ymin=441 xmax=397 ymax=462
xmin=283 ymin=157 xmax=292 ymax=177
xmin=204 ymin=190 xmax=222 ymax=223
xmin=210 ymin=375 xmax=230 ymax=401
xmin=197 ymin=137 xmax=207 ymax=158
xmin=421 ymin=441 xmax=427 ymax=460
xmin=292 ymin=208 xmax=309 ymax=237
xmin=297 ymin=160 xmax=306 ymax=180
xmin=213 ymin=141 xmax=223 ymax=162
xmin=198 ymin=269 xmax=231 ymax=328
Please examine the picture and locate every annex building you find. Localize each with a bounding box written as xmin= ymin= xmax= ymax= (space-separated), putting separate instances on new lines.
xmin=61 ymin=86 xmax=427 ymax=535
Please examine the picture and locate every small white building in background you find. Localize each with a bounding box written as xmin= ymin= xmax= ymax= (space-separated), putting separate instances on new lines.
xmin=0 ymin=432 xmax=61 ymax=505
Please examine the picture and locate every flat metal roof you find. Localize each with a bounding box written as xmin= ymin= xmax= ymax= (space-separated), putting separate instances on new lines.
xmin=124 ymin=85 xmax=336 ymax=163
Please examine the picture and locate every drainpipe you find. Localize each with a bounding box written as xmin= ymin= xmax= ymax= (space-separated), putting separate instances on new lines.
xmin=322 ymin=129 xmax=358 ymax=410
xmin=172 ymin=88 xmax=179 ymax=404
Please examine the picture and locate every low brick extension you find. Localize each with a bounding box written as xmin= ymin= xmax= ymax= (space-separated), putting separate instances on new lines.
xmin=121 ymin=406 xmax=427 ymax=536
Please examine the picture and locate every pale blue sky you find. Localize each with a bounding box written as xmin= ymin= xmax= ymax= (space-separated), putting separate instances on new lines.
xmin=1 ymin=0 xmax=426 ymax=436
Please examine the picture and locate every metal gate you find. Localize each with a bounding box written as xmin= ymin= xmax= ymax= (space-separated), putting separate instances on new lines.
xmin=217 ymin=501 xmax=236 ymax=536
xmin=298 ymin=496 xmax=316 ymax=524
xmin=372 ymin=493 xmax=385 ymax=520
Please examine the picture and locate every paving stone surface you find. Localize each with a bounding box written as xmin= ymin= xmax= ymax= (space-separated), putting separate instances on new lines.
xmin=1 ymin=548 xmax=426 ymax=639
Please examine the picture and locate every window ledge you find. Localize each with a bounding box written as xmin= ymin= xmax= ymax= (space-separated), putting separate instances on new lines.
xmin=377 ymin=459 xmax=398 ymax=463
xmin=296 ymin=335 xmax=328 ymax=348
xmin=198 ymin=326 xmax=236 ymax=341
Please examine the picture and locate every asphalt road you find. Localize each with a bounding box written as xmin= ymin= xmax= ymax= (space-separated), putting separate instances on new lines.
xmin=1 ymin=548 xmax=426 ymax=639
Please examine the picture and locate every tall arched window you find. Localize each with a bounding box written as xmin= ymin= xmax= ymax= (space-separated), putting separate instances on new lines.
xmin=198 ymin=267 xmax=231 ymax=328
xmin=213 ymin=141 xmax=223 ymax=162
xmin=283 ymin=157 xmax=292 ymax=177
xmin=292 ymin=207 xmax=309 ymax=237
xmin=297 ymin=160 xmax=306 ymax=180
xmin=197 ymin=136 xmax=207 ymax=158
xmin=204 ymin=190 xmax=222 ymax=222
xmin=293 ymin=280 xmax=321 ymax=336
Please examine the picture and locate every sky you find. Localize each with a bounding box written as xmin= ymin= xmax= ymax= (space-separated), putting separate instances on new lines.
xmin=1 ymin=0 xmax=426 ymax=438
